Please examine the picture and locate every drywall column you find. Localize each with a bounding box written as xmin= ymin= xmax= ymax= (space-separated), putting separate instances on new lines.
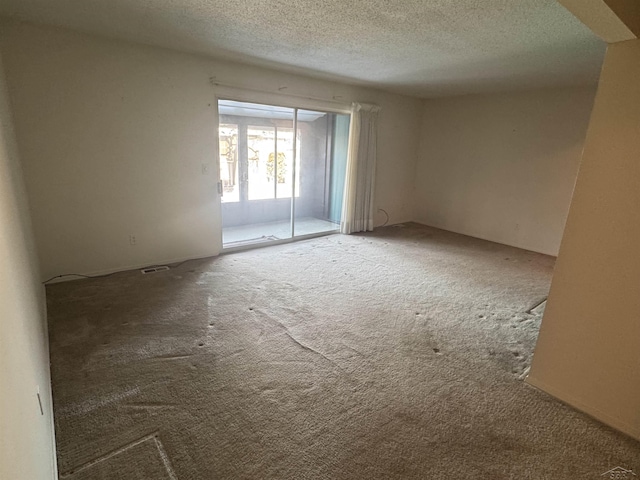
xmin=528 ymin=38 xmax=640 ymax=440
xmin=0 ymin=54 xmax=58 ymax=478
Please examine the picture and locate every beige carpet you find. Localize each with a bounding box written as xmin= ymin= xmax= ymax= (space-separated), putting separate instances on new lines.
xmin=47 ymin=223 xmax=640 ymax=479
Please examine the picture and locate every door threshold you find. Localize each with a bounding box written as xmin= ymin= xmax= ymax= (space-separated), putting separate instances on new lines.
xmin=222 ymin=230 xmax=339 ymax=254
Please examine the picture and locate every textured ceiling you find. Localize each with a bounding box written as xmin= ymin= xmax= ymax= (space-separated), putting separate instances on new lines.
xmin=0 ymin=0 xmax=606 ymax=98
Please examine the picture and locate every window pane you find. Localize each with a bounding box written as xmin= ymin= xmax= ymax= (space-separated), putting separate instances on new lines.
xmin=276 ymin=128 xmax=301 ymax=199
xmin=219 ymin=124 xmax=239 ymax=203
xmin=247 ymin=127 xmax=276 ymax=200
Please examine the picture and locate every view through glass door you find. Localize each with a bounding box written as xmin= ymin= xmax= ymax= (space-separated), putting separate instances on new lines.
xmin=218 ymin=100 xmax=350 ymax=249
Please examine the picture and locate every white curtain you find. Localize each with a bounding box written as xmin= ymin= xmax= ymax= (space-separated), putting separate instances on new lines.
xmin=340 ymin=102 xmax=380 ymax=234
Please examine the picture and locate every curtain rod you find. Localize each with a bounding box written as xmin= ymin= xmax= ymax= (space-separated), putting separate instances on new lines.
xmin=209 ymin=78 xmax=353 ymax=107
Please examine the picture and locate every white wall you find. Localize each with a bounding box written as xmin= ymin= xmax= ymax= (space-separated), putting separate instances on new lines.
xmin=529 ymin=38 xmax=640 ymax=441
xmin=414 ymin=87 xmax=597 ymax=256
xmin=0 ymin=19 xmax=422 ymax=280
xmin=0 ymin=52 xmax=57 ymax=480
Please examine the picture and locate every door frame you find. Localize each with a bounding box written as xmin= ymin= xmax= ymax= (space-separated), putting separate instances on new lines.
xmin=213 ymin=88 xmax=351 ymax=252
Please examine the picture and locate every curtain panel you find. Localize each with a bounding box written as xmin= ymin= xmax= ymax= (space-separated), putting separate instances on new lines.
xmin=340 ymin=102 xmax=380 ymax=234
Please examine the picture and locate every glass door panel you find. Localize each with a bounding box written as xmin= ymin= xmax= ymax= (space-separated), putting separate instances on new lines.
xmin=293 ymin=109 xmax=350 ymax=237
xmin=219 ymin=100 xmax=294 ymax=248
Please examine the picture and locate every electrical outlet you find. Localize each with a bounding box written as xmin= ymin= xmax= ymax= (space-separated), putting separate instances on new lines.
xmin=129 ymin=234 xmax=137 ymax=246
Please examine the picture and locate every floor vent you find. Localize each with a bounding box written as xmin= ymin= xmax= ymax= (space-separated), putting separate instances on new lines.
xmin=141 ymin=266 xmax=170 ymax=274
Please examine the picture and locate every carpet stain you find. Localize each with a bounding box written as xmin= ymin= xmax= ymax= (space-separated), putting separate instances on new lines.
xmin=57 ymin=387 xmax=141 ymax=418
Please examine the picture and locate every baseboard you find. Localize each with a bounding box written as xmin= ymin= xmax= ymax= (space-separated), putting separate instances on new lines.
xmin=43 ymin=252 xmax=220 ymax=284
xmin=411 ymin=219 xmax=558 ymax=257
xmin=526 ymin=375 xmax=640 ymax=442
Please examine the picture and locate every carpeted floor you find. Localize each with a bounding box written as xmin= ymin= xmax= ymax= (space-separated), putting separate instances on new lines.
xmin=46 ymin=223 xmax=640 ymax=479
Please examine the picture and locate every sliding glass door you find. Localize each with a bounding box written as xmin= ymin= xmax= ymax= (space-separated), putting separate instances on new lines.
xmin=218 ymin=99 xmax=349 ymax=249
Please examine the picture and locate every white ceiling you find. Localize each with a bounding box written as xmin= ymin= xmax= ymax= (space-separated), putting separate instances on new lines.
xmin=0 ymin=0 xmax=606 ymax=98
